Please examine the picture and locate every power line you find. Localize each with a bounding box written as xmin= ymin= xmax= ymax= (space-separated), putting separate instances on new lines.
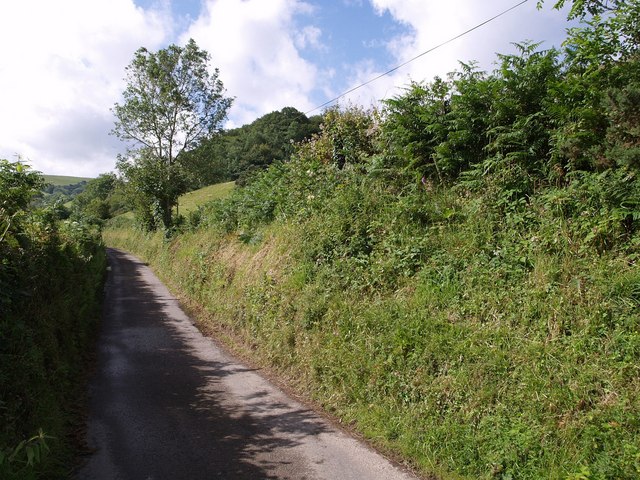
xmin=304 ymin=0 xmax=529 ymax=116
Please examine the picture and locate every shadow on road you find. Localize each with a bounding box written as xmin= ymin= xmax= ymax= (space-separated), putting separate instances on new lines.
xmin=76 ymin=248 xmax=329 ymax=480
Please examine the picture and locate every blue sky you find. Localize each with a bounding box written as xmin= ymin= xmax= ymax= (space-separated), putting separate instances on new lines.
xmin=0 ymin=0 xmax=572 ymax=176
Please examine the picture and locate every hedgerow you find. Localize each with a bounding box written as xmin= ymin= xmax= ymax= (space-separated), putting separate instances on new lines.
xmin=1 ymin=160 xmax=106 ymax=479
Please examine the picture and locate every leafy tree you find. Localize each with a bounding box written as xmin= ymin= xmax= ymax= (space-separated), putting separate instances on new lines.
xmin=433 ymin=62 xmax=496 ymax=178
xmin=0 ymin=160 xmax=44 ymax=215
xmin=537 ymin=0 xmax=627 ymax=19
xmin=71 ymin=173 xmax=127 ymax=224
xmin=382 ymin=78 xmax=453 ymax=181
xmin=112 ymin=39 xmax=233 ymax=230
xmin=548 ymin=0 xmax=639 ymax=172
xmin=119 ymin=148 xmax=191 ymax=231
xmin=484 ymin=43 xmax=561 ymax=186
xmin=321 ymin=105 xmax=379 ymax=170
xmin=188 ymin=107 xmax=322 ymax=186
xmin=0 ymin=160 xmax=44 ymax=244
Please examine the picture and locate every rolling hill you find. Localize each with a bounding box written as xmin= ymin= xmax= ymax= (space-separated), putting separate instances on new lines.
xmin=43 ymin=174 xmax=93 ymax=186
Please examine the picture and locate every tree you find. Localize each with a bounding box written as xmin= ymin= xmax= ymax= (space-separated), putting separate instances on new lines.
xmin=112 ymin=38 xmax=233 ymax=230
xmin=71 ymin=173 xmax=127 ymax=224
xmin=185 ymin=107 xmax=322 ymax=187
xmin=0 ymin=160 xmax=44 ymax=215
xmin=537 ymin=0 xmax=626 ymax=19
xmin=0 ymin=159 xmax=44 ymax=243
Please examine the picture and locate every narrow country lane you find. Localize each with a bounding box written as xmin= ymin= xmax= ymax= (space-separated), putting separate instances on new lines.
xmin=75 ymin=248 xmax=419 ymax=480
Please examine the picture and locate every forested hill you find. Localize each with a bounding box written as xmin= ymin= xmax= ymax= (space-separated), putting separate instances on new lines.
xmin=104 ymin=2 xmax=640 ymax=479
xmin=41 ymin=177 xmax=89 ymax=202
xmin=182 ymin=106 xmax=322 ymax=187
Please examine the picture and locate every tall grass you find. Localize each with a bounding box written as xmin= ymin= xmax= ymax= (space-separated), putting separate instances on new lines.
xmin=105 ymin=173 xmax=640 ymax=479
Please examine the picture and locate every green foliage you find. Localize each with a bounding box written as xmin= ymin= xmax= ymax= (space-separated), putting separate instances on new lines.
xmin=1 ymin=159 xmax=106 ymax=479
xmin=486 ymin=43 xmax=560 ymax=179
xmin=199 ymin=106 xmax=381 ymax=240
xmin=69 ymin=173 xmax=127 ymax=225
xmin=105 ymin=4 xmax=640 ymax=479
xmin=41 ymin=179 xmax=88 ymax=201
xmin=320 ymin=105 xmax=379 ymax=170
xmin=382 ymin=78 xmax=452 ymax=181
xmin=603 ymin=80 xmax=640 ymax=169
xmin=107 ymin=167 xmax=640 ymax=479
xmin=547 ymin=5 xmax=639 ymax=176
xmin=38 ymin=176 xmax=91 ymax=209
xmin=536 ymin=168 xmax=640 ymax=252
xmin=188 ymin=107 xmax=321 ymax=187
xmin=201 ymin=163 xmax=289 ymax=235
xmin=0 ymin=160 xmax=44 ymax=215
xmin=433 ymin=62 xmax=495 ymax=179
xmin=540 ymin=0 xmax=634 ymax=22
xmin=113 ymin=38 xmax=233 ymax=230
xmin=0 ymin=430 xmax=52 ymax=480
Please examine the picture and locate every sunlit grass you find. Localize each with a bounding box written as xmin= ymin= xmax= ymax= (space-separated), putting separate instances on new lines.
xmin=177 ymin=181 xmax=235 ymax=214
xmin=104 ymin=183 xmax=640 ymax=480
xmin=42 ymin=174 xmax=92 ymax=186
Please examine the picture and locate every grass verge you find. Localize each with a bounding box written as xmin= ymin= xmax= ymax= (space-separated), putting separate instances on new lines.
xmin=104 ymin=183 xmax=640 ymax=480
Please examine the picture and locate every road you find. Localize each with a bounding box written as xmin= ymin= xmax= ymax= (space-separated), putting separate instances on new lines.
xmin=75 ymin=248 xmax=419 ymax=480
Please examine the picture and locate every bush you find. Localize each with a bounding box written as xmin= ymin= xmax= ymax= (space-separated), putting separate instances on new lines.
xmin=1 ymin=160 xmax=106 ymax=479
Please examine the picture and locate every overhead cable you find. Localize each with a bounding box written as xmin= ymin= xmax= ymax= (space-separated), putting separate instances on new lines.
xmin=304 ymin=0 xmax=529 ymax=115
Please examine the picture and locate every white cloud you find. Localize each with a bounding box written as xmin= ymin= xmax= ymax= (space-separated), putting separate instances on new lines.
xmin=337 ymin=0 xmax=570 ymax=106
xmin=0 ymin=0 xmax=171 ymax=176
xmin=0 ymin=0 xmax=574 ymax=177
xmin=181 ymin=0 xmax=320 ymax=126
xmin=295 ymin=25 xmax=325 ymax=51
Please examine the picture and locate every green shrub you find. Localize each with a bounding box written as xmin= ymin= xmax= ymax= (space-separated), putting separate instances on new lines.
xmin=1 ymin=160 xmax=106 ymax=478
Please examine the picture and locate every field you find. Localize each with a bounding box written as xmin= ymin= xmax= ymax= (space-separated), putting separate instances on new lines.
xmin=43 ymin=174 xmax=93 ymax=186
xmin=178 ymin=181 xmax=235 ymax=214
xmin=107 ymin=181 xmax=236 ymax=224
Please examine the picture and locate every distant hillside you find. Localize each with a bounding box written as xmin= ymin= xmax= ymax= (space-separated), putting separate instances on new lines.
xmin=40 ymin=174 xmax=94 ymax=202
xmin=185 ymin=107 xmax=321 ymax=187
xmin=43 ymin=174 xmax=93 ymax=186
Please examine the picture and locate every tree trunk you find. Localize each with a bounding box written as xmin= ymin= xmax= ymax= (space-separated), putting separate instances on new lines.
xmin=161 ymin=198 xmax=173 ymax=230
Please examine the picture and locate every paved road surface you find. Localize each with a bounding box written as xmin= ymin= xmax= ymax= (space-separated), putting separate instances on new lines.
xmin=75 ymin=248 xmax=419 ymax=480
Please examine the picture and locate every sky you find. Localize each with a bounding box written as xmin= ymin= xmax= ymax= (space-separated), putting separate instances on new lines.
xmin=0 ymin=0 xmax=573 ymax=177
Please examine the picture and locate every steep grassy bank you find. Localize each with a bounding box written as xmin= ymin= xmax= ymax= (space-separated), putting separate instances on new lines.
xmin=104 ymin=175 xmax=639 ymax=479
xmin=1 ymin=161 xmax=107 ymax=479
xmin=104 ymin=5 xmax=640 ymax=478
